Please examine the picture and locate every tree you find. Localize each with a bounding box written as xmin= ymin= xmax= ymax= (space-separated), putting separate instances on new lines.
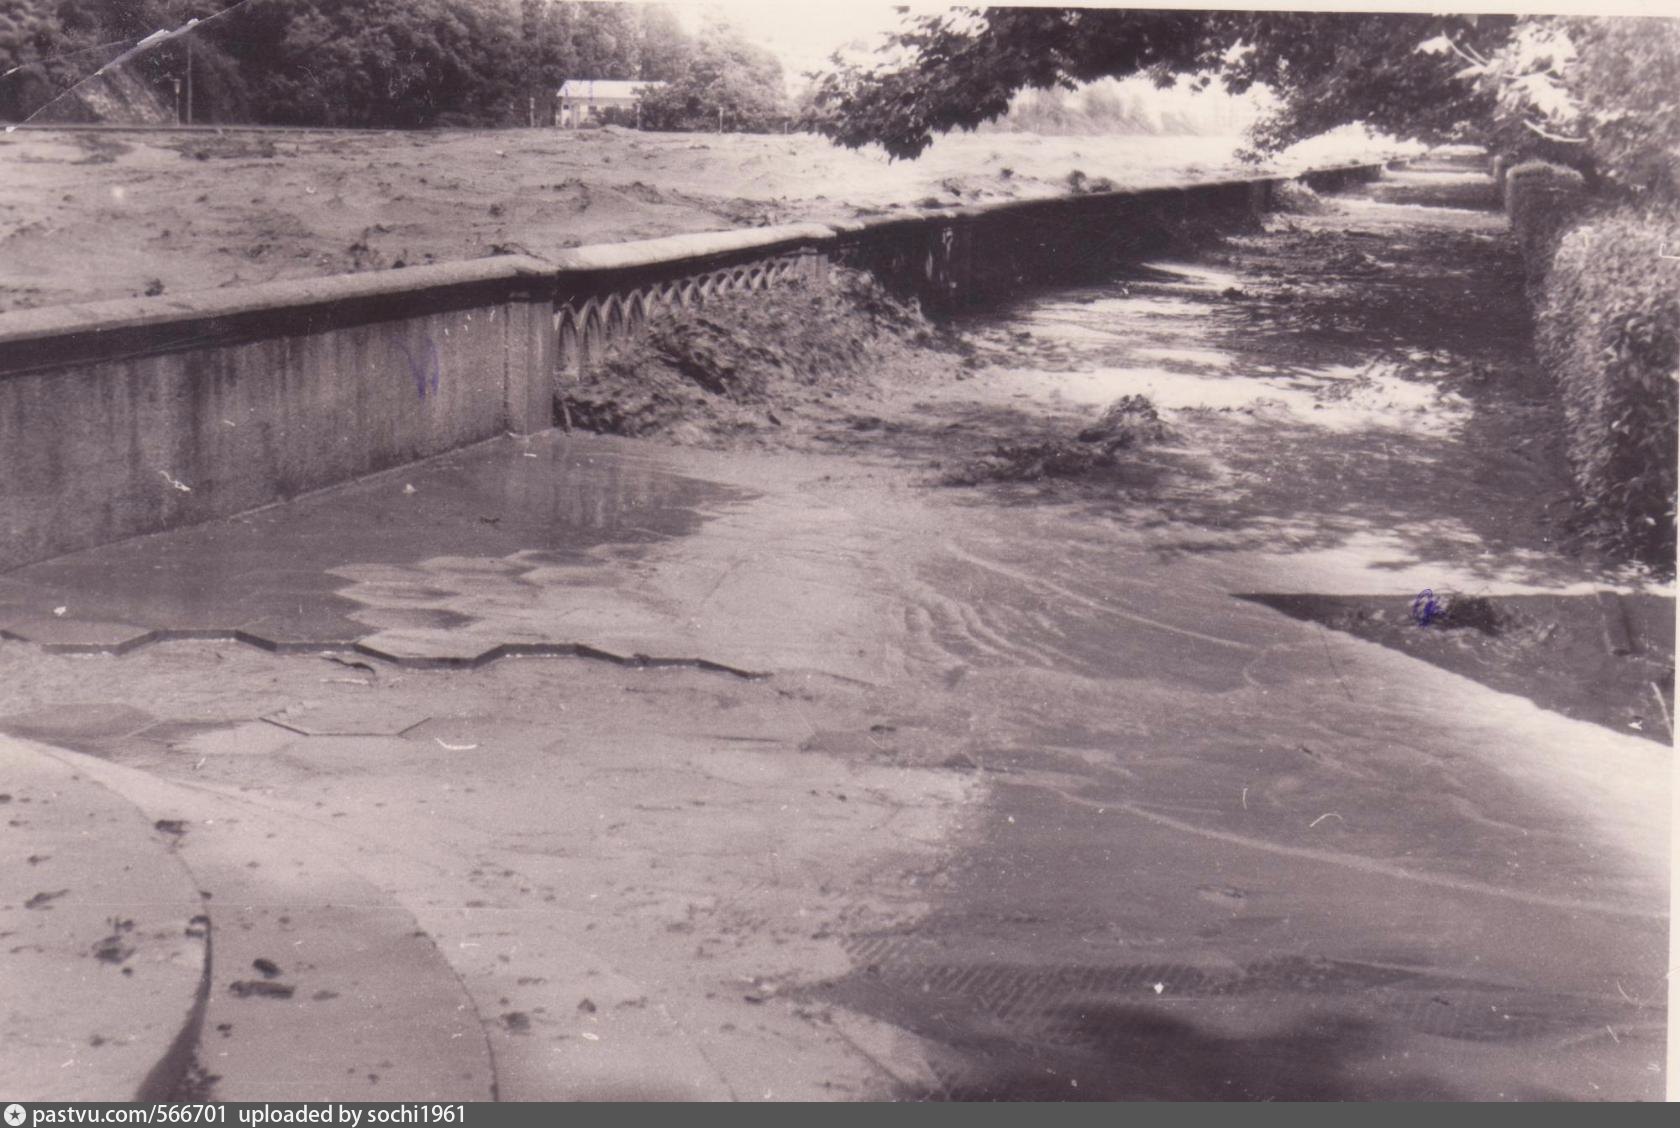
xmin=808 ymin=8 xmax=1515 ymax=160
xmin=639 ymin=14 xmax=785 ymax=132
xmin=637 ymin=2 xmax=690 ymax=82
xmin=1224 ymin=12 xmax=1514 ymax=153
xmin=812 ymin=7 xmax=1680 ymax=203
xmin=1 ymin=0 xmax=71 ymax=118
xmin=1462 ymin=16 xmax=1680 ymax=198
xmin=3 ymin=1 xmax=693 ymax=128
xmin=1 ymin=0 xmax=238 ymax=122
xmin=569 ymin=0 xmax=640 ymax=80
xmin=809 ymin=8 xmax=1227 ymax=158
xmin=1568 ymin=18 xmax=1680 ymax=197
xmin=209 ymin=0 xmax=531 ymax=128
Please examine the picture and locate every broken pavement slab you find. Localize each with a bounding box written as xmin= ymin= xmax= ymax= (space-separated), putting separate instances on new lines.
xmin=0 ymin=703 xmax=159 ymax=749
xmin=0 ymin=735 xmax=208 ymax=1101
xmin=0 ymin=615 xmax=157 ymax=654
xmin=262 ymin=700 xmax=432 ymax=738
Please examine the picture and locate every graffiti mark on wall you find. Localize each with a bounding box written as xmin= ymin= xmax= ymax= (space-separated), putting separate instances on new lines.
xmin=398 ymin=339 xmax=442 ymax=400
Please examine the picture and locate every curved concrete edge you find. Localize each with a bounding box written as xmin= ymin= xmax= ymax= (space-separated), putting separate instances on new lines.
xmin=0 ymin=735 xmax=211 ymax=1102
xmin=135 ymin=914 xmax=212 ymax=1103
xmin=16 ymin=742 xmax=497 ymax=1102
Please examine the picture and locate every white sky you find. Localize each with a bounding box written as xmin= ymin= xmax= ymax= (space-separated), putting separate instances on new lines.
xmin=655 ymin=1 xmax=1680 ymax=86
xmin=658 ymin=0 xmax=1678 ymax=81
xmin=664 ymin=2 xmax=925 ymax=78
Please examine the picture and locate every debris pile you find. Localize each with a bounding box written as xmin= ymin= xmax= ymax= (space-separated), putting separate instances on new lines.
xmin=947 ymin=394 xmax=1172 ymax=484
xmin=559 ymin=269 xmax=952 ymax=444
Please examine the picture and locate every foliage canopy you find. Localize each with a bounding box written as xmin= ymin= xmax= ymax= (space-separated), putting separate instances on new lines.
xmin=807 ymin=9 xmax=1512 ymax=159
xmin=808 ymin=7 xmax=1679 ymax=201
xmin=0 ymin=0 xmax=788 ymax=130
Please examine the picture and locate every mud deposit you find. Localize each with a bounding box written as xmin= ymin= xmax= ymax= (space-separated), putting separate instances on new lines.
xmin=0 ymin=127 xmax=1339 ymax=312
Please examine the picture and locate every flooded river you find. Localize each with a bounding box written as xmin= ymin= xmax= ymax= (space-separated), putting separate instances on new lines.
xmin=1 ymin=160 xmax=1667 ymax=1101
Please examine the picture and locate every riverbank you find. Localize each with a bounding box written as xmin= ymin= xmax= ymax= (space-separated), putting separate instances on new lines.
xmin=0 ymin=126 xmax=1398 ymax=312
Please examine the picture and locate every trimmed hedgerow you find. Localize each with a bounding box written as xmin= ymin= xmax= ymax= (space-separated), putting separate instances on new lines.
xmin=1537 ymin=207 xmax=1680 ymax=571
xmin=1504 ymin=159 xmax=1589 ymax=292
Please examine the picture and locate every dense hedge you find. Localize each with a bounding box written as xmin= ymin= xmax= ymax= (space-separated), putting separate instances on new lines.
xmin=1536 ymin=208 xmax=1680 ymax=570
xmin=1504 ymin=159 xmax=1588 ymax=292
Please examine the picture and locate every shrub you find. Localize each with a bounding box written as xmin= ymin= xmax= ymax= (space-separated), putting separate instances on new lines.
xmin=1504 ymin=159 xmax=1588 ymax=291
xmin=1566 ymin=17 xmax=1680 ymax=201
xmin=1537 ymin=207 xmax=1680 ymax=571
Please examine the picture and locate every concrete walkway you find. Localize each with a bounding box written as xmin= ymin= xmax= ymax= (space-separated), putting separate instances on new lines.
xmin=0 ymin=735 xmax=207 ymax=1101
xmin=0 ymin=156 xmax=1669 ymax=1101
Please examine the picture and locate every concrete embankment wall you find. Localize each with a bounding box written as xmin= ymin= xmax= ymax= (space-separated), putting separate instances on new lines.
xmin=0 ymin=160 xmax=1386 ymax=570
xmin=0 ymin=259 xmax=554 ymax=570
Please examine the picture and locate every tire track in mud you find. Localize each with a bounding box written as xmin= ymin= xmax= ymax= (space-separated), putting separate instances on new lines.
xmin=815 ymin=937 xmax=1653 ymax=1099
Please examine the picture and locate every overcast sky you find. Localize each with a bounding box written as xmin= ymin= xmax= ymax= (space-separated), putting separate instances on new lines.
xmin=662 ymin=0 xmax=1661 ymax=83
xmin=666 ymin=1 xmax=925 ymax=78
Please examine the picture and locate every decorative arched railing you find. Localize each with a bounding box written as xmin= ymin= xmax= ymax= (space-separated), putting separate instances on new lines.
xmin=545 ymin=226 xmax=833 ymax=381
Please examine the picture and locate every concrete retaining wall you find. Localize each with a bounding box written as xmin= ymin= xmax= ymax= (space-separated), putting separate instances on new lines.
xmin=832 ymin=176 xmax=1274 ymax=312
xmin=0 ymin=258 xmax=554 ymax=570
xmin=0 ymin=160 xmax=1387 ymax=570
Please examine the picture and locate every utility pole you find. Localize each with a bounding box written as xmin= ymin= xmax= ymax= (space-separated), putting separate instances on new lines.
xmin=185 ymin=36 xmax=193 ymax=126
xmin=173 ymin=77 xmax=182 ymax=125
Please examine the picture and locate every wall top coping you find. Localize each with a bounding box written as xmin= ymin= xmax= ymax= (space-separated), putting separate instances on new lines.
xmin=548 ymin=223 xmax=837 ymax=272
xmin=0 ymin=254 xmax=555 ymax=349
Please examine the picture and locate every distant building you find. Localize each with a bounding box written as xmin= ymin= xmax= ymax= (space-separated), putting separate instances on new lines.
xmin=556 ymin=80 xmax=664 ymax=128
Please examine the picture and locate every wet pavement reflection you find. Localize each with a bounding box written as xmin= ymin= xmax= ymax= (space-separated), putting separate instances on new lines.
xmin=0 ymin=436 xmax=749 ymax=651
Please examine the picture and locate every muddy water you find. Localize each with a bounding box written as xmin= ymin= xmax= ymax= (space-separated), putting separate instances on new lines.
xmin=832 ymin=504 xmax=1667 ymax=1099
xmin=805 ymin=167 xmax=1669 ymax=1100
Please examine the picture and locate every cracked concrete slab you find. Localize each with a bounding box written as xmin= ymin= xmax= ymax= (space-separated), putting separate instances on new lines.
xmin=0 ymin=703 xmax=158 ymax=745
xmin=264 ymin=702 xmax=432 ymax=738
xmin=1 ymin=616 xmax=156 ymax=653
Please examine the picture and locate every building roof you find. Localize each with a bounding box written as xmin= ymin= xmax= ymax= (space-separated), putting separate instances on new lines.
xmin=557 ymin=80 xmax=664 ymax=101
